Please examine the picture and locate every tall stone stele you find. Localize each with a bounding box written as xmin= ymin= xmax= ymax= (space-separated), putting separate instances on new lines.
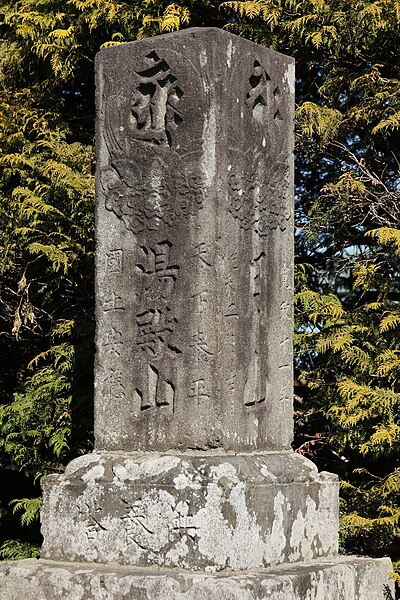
xmin=0 ymin=28 xmax=394 ymax=600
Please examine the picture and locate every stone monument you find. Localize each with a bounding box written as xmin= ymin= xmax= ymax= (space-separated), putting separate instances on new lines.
xmin=0 ymin=27 xmax=394 ymax=599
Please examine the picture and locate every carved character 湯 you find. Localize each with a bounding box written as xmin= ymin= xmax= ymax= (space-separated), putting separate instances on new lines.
xmin=136 ymin=241 xmax=179 ymax=303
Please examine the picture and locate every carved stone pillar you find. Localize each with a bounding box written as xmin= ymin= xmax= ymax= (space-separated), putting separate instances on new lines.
xmin=94 ymin=28 xmax=294 ymax=453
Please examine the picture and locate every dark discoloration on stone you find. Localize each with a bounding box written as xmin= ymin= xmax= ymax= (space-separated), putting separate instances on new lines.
xmin=94 ymin=27 xmax=295 ymax=452
xmin=40 ymin=453 xmax=339 ymax=570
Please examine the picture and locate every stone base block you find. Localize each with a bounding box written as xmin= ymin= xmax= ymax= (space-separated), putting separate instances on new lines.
xmin=41 ymin=452 xmax=339 ymax=571
xmin=0 ymin=556 xmax=394 ymax=599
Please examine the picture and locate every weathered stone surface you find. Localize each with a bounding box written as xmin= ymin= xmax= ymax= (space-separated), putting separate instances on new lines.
xmin=41 ymin=452 xmax=338 ymax=570
xmin=0 ymin=557 xmax=394 ymax=599
xmin=95 ymin=27 xmax=295 ymax=452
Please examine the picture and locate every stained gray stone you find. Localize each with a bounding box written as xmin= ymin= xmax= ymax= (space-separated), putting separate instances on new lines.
xmin=94 ymin=27 xmax=295 ymax=452
xmin=40 ymin=452 xmax=339 ymax=570
xmin=0 ymin=557 xmax=394 ymax=599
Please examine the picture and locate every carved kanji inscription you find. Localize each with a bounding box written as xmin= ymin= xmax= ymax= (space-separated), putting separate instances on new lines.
xmin=227 ymin=155 xmax=291 ymax=234
xmin=136 ymin=240 xmax=179 ymax=303
xmin=273 ymin=85 xmax=283 ymax=121
xmin=134 ymin=364 xmax=175 ymax=413
xmin=130 ymin=51 xmax=183 ymax=147
xmin=103 ymin=291 xmax=124 ymax=312
xmin=95 ymin=30 xmax=294 ymax=453
xmin=122 ymin=500 xmax=155 ymax=549
xmin=190 ymin=330 xmax=214 ymax=362
xmin=246 ymin=60 xmax=270 ymax=121
xmin=134 ymin=240 xmax=181 ymax=358
xmin=224 ymin=269 xmax=238 ymax=318
xmin=189 ymin=379 xmax=211 ymax=404
xmin=244 ymin=355 xmax=265 ymax=407
xmin=246 ymin=60 xmax=284 ymax=124
xmin=226 ymin=373 xmax=237 ymax=394
xmin=250 ymin=252 xmax=265 ymax=299
xmin=192 ymin=242 xmax=212 ymax=267
xmin=191 ymin=290 xmax=208 ymax=314
xmin=85 ymin=517 xmax=103 ymax=542
xmin=171 ymin=501 xmax=198 ymax=540
xmin=106 ymin=249 xmax=123 ymax=274
xmin=102 ymin=326 xmax=123 ymax=357
xmin=103 ymin=368 xmax=126 ymax=401
xmin=136 ymin=307 xmax=180 ymax=357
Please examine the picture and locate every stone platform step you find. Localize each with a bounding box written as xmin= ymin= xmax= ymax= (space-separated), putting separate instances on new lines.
xmin=0 ymin=556 xmax=394 ymax=599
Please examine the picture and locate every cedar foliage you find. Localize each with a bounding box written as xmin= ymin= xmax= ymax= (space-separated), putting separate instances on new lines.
xmin=0 ymin=0 xmax=399 ymax=581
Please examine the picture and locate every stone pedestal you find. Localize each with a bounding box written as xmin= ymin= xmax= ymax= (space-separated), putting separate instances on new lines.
xmin=40 ymin=453 xmax=338 ymax=570
xmin=0 ymin=557 xmax=394 ymax=599
xmin=0 ymin=28 xmax=394 ymax=600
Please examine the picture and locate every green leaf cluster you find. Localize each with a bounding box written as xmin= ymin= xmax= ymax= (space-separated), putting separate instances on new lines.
xmin=0 ymin=0 xmax=97 ymax=555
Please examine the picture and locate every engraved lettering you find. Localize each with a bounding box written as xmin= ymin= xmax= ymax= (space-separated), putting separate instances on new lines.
xmin=136 ymin=240 xmax=179 ymax=302
xmin=130 ymin=51 xmax=183 ymax=147
xmin=280 ymin=300 xmax=292 ymax=326
xmin=278 ymin=381 xmax=290 ymax=403
xmin=134 ymin=388 xmax=143 ymax=410
xmin=225 ymin=270 xmax=238 ymax=317
xmin=244 ymin=354 xmax=264 ymax=407
xmin=164 ymin=380 xmax=175 ymax=407
xmin=226 ymin=373 xmax=237 ymax=394
xmin=122 ymin=501 xmax=155 ymax=550
xmin=103 ymin=367 xmax=125 ymax=401
xmin=191 ymin=290 xmax=209 ymax=314
xmin=246 ymin=60 xmax=271 ymax=121
xmin=273 ymin=85 xmax=283 ymax=121
xmin=192 ymin=242 xmax=212 ymax=267
xmin=281 ymin=261 xmax=291 ymax=288
xmin=190 ymin=330 xmax=214 ymax=361
xmin=244 ymin=394 xmax=266 ymax=408
xmin=231 ymin=250 xmax=239 ymax=270
xmin=147 ymin=364 xmax=158 ymax=410
xmin=85 ymin=522 xmax=98 ymax=542
xmin=85 ymin=515 xmax=107 ymax=542
xmin=189 ymin=379 xmax=211 ymax=404
xmin=171 ymin=501 xmax=198 ymax=540
xmin=246 ymin=61 xmax=283 ymax=124
xmin=136 ymin=364 xmax=175 ymax=412
xmin=102 ymin=326 xmax=123 ymax=357
xmin=250 ymin=252 xmax=265 ymax=298
xmin=136 ymin=240 xmax=177 ymax=278
xmin=103 ymin=291 xmax=125 ymax=312
xmin=228 ymin=153 xmax=291 ymax=234
xmin=106 ymin=249 xmax=123 ymax=274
